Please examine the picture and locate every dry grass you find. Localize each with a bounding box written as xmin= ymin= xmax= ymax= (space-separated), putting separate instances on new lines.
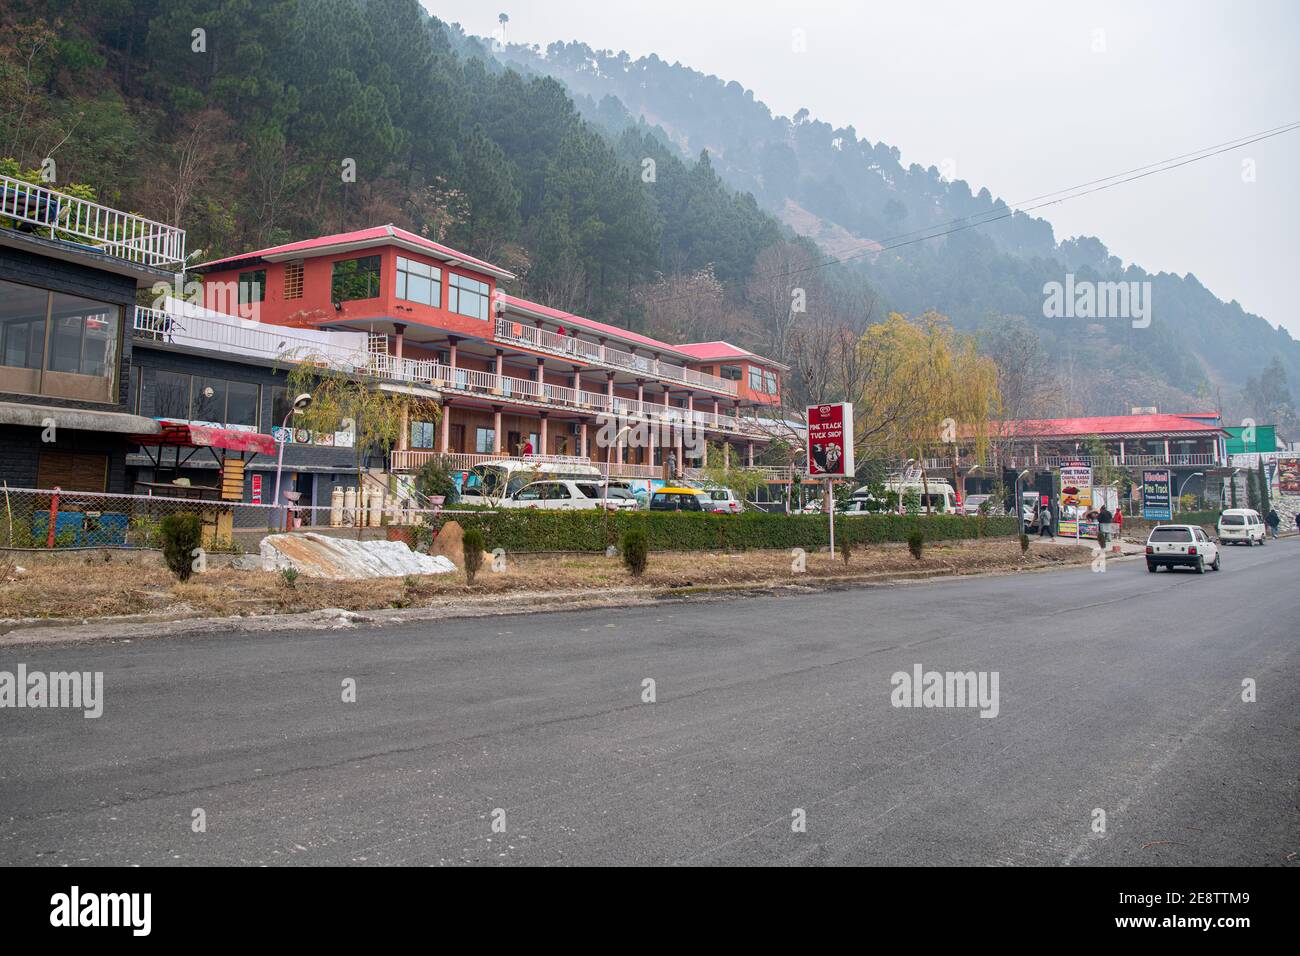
xmin=0 ymin=539 xmax=1091 ymax=621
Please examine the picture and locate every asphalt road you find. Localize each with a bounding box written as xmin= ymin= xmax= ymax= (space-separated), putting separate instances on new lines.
xmin=1 ymin=539 xmax=1295 ymax=866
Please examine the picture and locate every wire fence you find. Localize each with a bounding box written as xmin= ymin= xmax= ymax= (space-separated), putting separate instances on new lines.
xmin=0 ymin=486 xmax=466 ymax=551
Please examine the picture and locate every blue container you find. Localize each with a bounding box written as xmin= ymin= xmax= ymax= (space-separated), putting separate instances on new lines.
xmin=30 ymin=511 xmax=85 ymax=547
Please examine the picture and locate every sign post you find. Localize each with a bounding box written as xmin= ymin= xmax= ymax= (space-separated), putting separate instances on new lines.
xmin=1058 ymin=461 xmax=1093 ymax=540
xmin=1141 ymin=468 xmax=1172 ymax=522
xmin=806 ymin=403 xmax=855 ymax=554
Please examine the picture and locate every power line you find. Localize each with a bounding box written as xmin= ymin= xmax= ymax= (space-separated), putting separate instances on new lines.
xmin=639 ymin=120 xmax=1300 ymax=304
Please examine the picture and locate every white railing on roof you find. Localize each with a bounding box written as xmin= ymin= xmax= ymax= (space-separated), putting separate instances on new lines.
xmin=494 ymin=317 xmax=738 ymax=395
xmin=2 ymin=174 xmax=185 ymax=269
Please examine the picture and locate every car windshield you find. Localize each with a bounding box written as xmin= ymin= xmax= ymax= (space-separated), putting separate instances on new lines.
xmin=1149 ymin=527 xmax=1193 ymax=542
xmin=1220 ymin=514 xmax=1244 ymax=525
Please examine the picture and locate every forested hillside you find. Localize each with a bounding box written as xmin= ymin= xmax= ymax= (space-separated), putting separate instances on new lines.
xmin=1 ymin=0 xmax=1295 ymax=425
xmin=485 ymin=36 xmax=1300 ymax=425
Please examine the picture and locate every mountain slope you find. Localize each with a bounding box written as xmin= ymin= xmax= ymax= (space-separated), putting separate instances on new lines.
xmin=482 ymin=36 xmax=1299 ymax=422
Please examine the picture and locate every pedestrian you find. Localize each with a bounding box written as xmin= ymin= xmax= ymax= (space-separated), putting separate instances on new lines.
xmin=1266 ymin=507 xmax=1280 ymax=540
xmin=1294 ymin=512 xmax=1299 ymax=535
xmin=521 ymin=438 xmax=534 ymax=457
xmin=1096 ymin=503 xmax=1112 ymax=549
xmin=1041 ymin=503 xmax=1055 ymax=540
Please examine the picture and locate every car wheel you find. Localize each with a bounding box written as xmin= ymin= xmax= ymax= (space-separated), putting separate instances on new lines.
xmin=1212 ymin=554 xmax=1221 ymax=571
xmin=1146 ymin=562 xmax=1156 ymax=573
xmin=1195 ymin=556 xmax=1205 ymax=574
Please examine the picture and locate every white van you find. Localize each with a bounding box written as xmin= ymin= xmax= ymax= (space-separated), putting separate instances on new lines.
xmin=853 ymin=480 xmax=959 ymax=514
xmin=458 ymin=457 xmax=603 ymax=505
xmin=1216 ymin=508 xmax=1266 ymax=546
xmin=503 ymin=479 xmax=637 ymax=511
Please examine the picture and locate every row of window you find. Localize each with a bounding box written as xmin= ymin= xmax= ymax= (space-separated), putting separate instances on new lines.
xmin=320 ymin=255 xmax=492 ymax=320
xmin=748 ymin=367 xmax=778 ymax=394
xmin=131 ymin=368 xmax=309 ymax=433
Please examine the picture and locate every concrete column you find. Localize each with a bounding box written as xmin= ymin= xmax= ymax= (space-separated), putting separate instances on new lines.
xmin=747 ymin=442 xmax=755 ymax=467
xmin=572 ymin=367 xmax=581 ymax=397
xmin=724 ymin=442 xmax=730 ymax=468
xmin=439 ymin=402 xmax=451 ymax=453
xmin=495 ymin=349 xmax=503 ymax=379
xmin=448 ymin=336 xmax=458 ymax=370
xmin=540 ymin=413 xmax=549 ymax=455
xmin=393 ymin=323 xmax=405 ymax=361
xmin=1119 ymin=440 xmax=1126 ymax=464
xmin=636 ymin=380 xmax=644 ymax=407
xmin=1163 ymin=439 xmax=1170 ymax=463
xmin=492 ymin=406 xmax=502 ymax=454
xmin=580 ymin=421 xmax=588 ymax=458
xmin=606 ymin=372 xmax=615 ymax=406
xmin=398 ymin=403 xmax=409 ymax=451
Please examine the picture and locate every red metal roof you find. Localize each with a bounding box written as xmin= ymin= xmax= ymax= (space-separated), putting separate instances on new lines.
xmin=132 ymin=420 xmax=277 ymax=456
xmin=497 ymin=294 xmax=692 ymax=357
xmin=192 ymin=225 xmax=513 ymax=279
xmin=986 ymin=414 xmax=1225 ymax=439
xmin=674 ymin=340 xmax=786 ymax=368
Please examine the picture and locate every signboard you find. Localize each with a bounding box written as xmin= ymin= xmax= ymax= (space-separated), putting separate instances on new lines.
xmin=1141 ymin=468 xmax=1172 ymax=520
xmin=1278 ymin=458 xmax=1300 ymax=496
xmin=251 ymin=474 xmax=263 ymax=503
xmin=805 ymin=403 xmax=855 ymax=478
xmin=1058 ymin=461 xmax=1092 ymax=536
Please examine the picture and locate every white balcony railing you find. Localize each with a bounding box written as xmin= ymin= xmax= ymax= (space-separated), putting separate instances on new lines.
xmin=133 ymin=306 xmax=776 ymax=441
xmin=3 ymin=174 xmax=185 ymax=268
xmin=388 ymin=450 xmax=792 ymax=481
xmin=494 ymin=317 xmax=739 ymax=396
xmin=920 ymin=451 xmax=1222 ymax=471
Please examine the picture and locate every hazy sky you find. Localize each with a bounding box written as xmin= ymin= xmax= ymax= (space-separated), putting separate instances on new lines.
xmin=423 ymin=0 xmax=1300 ymax=336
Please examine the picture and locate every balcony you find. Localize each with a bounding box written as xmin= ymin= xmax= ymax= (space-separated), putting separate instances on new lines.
xmin=134 ymin=306 xmax=776 ymax=441
xmin=2 ymin=174 xmax=185 ymax=269
xmin=919 ymin=451 xmax=1222 ymax=471
xmin=494 ymin=318 xmax=738 ymax=396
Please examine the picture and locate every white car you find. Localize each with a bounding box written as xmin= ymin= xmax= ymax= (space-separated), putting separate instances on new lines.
xmin=1145 ymin=524 xmax=1220 ymax=573
xmin=504 ymin=479 xmax=637 ymax=511
xmin=700 ymin=487 xmax=743 ymax=514
xmin=1216 ymin=508 xmax=1266 ymax=546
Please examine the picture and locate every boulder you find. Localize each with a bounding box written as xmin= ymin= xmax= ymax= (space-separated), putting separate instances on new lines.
xmin=430 ymin=520 xmax=464 ymax=566
xmin=260 ymin=532 xmax=456 ymax=579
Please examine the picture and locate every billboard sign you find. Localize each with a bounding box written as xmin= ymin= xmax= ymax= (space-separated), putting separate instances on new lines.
xmin=1278 ymin=458 xmax=1300 ymax=496
xmin=1142 ymin=468 xmax=1172 ymax=520
xmin=805 ymin=403 xmax=855 ymax=479
xmin=1059 ymin=461 xmax=1093 ymax=536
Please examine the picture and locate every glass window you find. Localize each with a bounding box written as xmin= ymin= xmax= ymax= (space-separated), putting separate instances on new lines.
xmin=1149 ymin=527 xmax=1192 ymax=542
xmin=544 ymin=483 xmax=571 ymax=500
xmin=0 ymin=281 xmax=48 ymax=371
xmin=226 ymin=381 xmax=260 ymax=428
xmin=448 ymin=272 xmax=490 ymax=320
xmin=396 ymin=256 xmax=441 ymax=307
xmin=152 ymin=370 xmax=192 ymax=420
xmin=1221 ymin=514 xmax=1244 ymax=525
xmin=764 ymin=370 xmax=777 ymax=393
xmin=238 ymin=269 xmax=266 ymax=305
xmin=271 ymin=386 xmax=294 ymax=427
xmin=748 ymin=367 xmax=763 ymax=391
xmin=331 ymin=255 xmax=382 ymax=302
xmin=410 ymin=420 xmax=436 ymax=449
xmin=192 ymin=377 xmax=227 ymax=424
xmin=721 ymin=364 xmax=742 ymax=381
xmin=48 ymin=293 xmax=118 ymax=379
xmin=475 ymin=427 xmax=495 ymax=454
xmin=515 ymin=483 xmax=544 ymax=501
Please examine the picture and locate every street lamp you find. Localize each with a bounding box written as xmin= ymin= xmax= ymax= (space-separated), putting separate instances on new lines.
xmin=273 ymin=392 xmax=313 ymax=530
xmin=1014 ymin=469 xmax=1031 ymax=535
xmin=1176 ymin=472 xmax=1204 ymax=514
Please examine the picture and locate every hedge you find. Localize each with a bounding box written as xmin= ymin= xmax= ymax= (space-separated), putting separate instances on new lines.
xmin=435 ymin=510 xmax=1020 ymax=553
xmin=1125 ymin=510 xmax=1220 ymax=533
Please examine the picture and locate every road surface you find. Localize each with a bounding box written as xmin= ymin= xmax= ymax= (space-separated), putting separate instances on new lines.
xmin=1 ymin=540 xmax=1295 ymax=865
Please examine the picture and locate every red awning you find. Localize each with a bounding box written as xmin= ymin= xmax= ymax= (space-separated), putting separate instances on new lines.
xmin=130 ymin=420 xmax=277 ymax=456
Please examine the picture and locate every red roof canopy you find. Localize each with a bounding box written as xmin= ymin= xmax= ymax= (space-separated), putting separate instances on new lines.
xmin=131 ymin=420 xmax=277 ymax=456
xmin=979 ymin=414 xmax=1225 ymax=440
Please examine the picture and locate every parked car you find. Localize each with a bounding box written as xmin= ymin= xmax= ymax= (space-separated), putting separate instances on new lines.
xmin=962 ymin=494 xmax=991 ymax=516
xmin=1145 ymin=524 xmax=1220 ymax=573
xmin=458 ymin=457 xmax=603 ymax=505
xmin=504 ymin=479 xmax=636 ymax=511
xmin=1216 ymin=508 xmax=1266 ymax=546
xmin=648 ymin=486 xmax=713 ymax=512
xmin=700 ymin=486 xmax=743 ymax=514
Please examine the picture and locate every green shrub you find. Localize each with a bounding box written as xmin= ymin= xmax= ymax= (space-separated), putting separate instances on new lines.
xmin=907 ymin=529 xmax=924 ymax=560
xmin=462 ymin=527 xmax=484 ymax=584
xmin=1019 ymin=532 xmax=1030 ymax=554
xmin=621 ymin=528 xmax=648 ymax=577
xmin=415 ymin=454 xmax=460 ymax=505
xmin=160 ymin=513 xmax=203 ymax=581
xmin=839 ymin=535 xmax=852 ymax=565
xmin=280 ymin=566 xmax=299 ymax=588
xmin=439 ymin=511 xmax=1017 ymax=554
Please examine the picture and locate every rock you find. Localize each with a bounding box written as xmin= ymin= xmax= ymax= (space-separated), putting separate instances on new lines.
xmin=430 ymin=520 xmax=464 ymax=567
